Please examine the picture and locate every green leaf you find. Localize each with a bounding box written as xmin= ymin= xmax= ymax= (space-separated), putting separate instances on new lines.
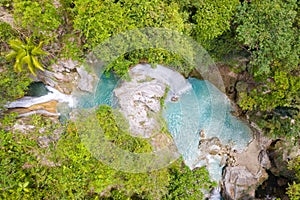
xmin=6 ymin=50 xmax=18 ymax=61
xmin=31 ymin=56 xmax=44 ymax=71
xmin=8 ymin=39 xmax=24 ymax=51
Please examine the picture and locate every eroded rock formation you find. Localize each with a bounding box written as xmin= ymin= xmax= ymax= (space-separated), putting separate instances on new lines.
xmin=222 ymin=139 xmax=270 ymax=200
xmin=114 ymin=70 xmax=166 ymax=138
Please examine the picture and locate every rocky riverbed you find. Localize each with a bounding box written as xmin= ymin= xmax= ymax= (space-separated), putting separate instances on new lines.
xmin=7 ymin=61 xmax=299 ymax=200
xmin=111 ymin=64 xmax=269 ymax=199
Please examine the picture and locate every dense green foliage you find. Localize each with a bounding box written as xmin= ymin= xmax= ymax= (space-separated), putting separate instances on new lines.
xmin=0 ymin=22 xmax=31 ymax=108
xmin=0 ymin=0 xmax=12 ymax=8
xmin=6 ymin=0 xmax=242 ymax=76
xmin=235 ymin=0 xmax=299 ymax=109
xmin=13 ymin=0 xmax=62 ymax=37
xmin=0 ymin=21 xmax=17 ymax=44
xmin=73 ymin=0 xmax=188 ymax=76
xmin=235 ymin=0 xmax=300 ymax=140
xmin=164 ymin=164 xmax=216 ymax=200
xmin=1 ymin=0 xmax=300 ymax=199
xmin=55 ymin=122 xmax=169 ymax=199
xmin=174 ymin=0 xmax=240 ymax=42
xmin=239 ymin=72 xmax=300 ymax=111
xmin=233 ymin=2 xmax=300 ymax=198
xmin=0 ymin=62 xmax=31 ymax=108
xmin=0 ymin=114 xmax=215 ymax=199
xmin=235 ymin=0 xmax=299 ymax=78
xmin=71 ymin=0 xmax=240 ymax=76
xmin=73 ymin=0 xmax=185 ymax=48
xmin=287 ymin=157 xmax=300 ymax=200
xmin=96 ymin=105 xmax=153 ymax=153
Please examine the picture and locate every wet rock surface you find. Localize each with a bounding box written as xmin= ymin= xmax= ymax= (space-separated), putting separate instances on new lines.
xmin=195 ymin=134 xmax=270 ymax=200
xmin=198 ymin=137 xmax=223 ymax=158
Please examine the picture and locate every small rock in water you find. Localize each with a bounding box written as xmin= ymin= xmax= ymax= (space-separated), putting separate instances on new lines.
xmin=199 ymin=129 xmax=205 ymax=138
xmin=171 ymin=96 xmax=179 ymax=102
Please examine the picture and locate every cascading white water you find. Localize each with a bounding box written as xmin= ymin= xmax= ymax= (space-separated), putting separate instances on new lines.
xmin=7 ymin=86 xmax=74 ymax=108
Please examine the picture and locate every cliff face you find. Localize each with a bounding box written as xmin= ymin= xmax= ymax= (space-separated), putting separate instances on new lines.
xmin=215 ymin=61 xmax=299 ymax=199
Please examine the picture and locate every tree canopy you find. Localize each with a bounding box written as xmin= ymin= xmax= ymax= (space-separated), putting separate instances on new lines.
xmin=1 ymin=0 xmax=300 ymax=199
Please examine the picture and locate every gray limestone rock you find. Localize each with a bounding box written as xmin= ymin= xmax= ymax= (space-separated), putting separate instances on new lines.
xmin=222 ymin=139 xmax=269 ymax=200
xmin=77 ymin=65 xmax=98 ymax=93
xmin=113 ymin=64 xmax=193 ymax=138
xmin=51 ymin=59 xmax=78 ymax=73
xmin=222 ymin=166 xmax=267 ymax=200
xmin=114 ymin=72 xmax=166 ymax=138
xmin=62 ymin=59 xmax=78 ymax=70
xmin=258 ymin=150 xmax=271 ymax=169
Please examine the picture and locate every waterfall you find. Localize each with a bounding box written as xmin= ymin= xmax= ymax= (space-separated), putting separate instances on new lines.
xmin=7 ymin=86 xmax=74 ymax=108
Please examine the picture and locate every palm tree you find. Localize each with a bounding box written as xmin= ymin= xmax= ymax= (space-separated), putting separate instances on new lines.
xmin=6 ymin=37 xmax=48 ymax=76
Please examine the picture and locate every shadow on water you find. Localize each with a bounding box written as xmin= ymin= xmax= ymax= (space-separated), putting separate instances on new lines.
xmin=26 ymin=82 xmax=49 ymax=97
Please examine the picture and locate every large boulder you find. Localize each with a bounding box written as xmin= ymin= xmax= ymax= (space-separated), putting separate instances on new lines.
xmin=114 ymin=72 xmax=166 ymax=138
xmin=77 ymin=65 xmax=98 ymax=93
xmin=222 ymin=139 xmax=270 ymax=199
xmin=222 ymin=166 xmax=268 ymax=200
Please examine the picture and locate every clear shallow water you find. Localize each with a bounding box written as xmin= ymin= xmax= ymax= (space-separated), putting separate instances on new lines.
xmin=163 ymin=78 xmax=252 ymax=181
xmin=75 ymin=72 xmax=252 ymax=182
xmin=74 ymin=72 xmax=119 ymax=108
xmin=164 ymin=78 xmax=252 ymax=151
